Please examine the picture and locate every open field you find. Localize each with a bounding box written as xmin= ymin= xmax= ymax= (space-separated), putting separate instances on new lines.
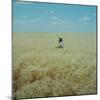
xmin=13 ymin=32 xmax=97 ymax=99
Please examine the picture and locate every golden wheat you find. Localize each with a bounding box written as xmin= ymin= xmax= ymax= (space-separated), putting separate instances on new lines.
xmin=13 ymin=32 xmax=96 ymax=99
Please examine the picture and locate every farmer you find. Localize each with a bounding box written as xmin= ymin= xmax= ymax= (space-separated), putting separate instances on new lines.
xmin=58 ymin=37 xmax=64 ymax=48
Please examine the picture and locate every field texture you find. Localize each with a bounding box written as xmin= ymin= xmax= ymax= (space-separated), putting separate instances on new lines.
xmin=13 ymin=32 xmax=97 ymax=99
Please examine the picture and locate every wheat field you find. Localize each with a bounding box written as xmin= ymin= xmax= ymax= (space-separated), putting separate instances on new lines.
xmin=13 ymin=32 xmax=97 ymax=99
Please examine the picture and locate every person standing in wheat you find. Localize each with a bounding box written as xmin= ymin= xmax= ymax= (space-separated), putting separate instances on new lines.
xmin=58 ymin=37 xmax=64 ymax=48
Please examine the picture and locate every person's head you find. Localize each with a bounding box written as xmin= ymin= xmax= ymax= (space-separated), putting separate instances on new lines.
xmin=58 ymin=38 xmax=63 ymax=42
